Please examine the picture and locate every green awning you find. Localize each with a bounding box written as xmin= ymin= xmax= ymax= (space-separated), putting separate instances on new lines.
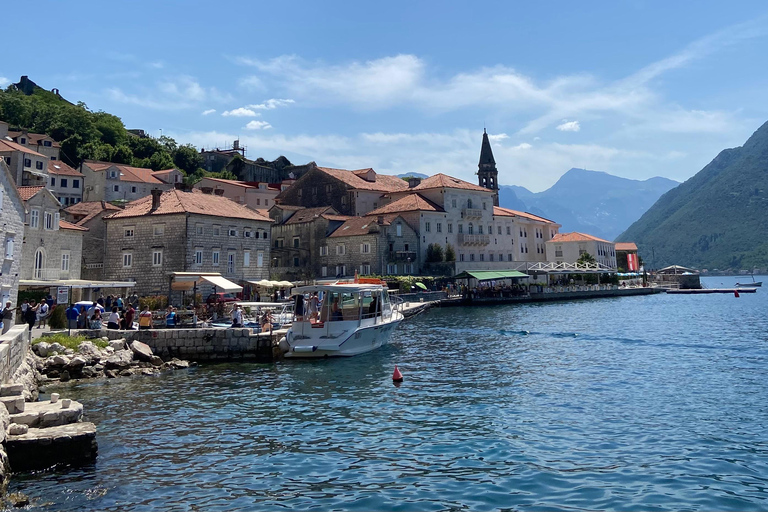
xmin=453 ymin=270 xmax=529 ymax=281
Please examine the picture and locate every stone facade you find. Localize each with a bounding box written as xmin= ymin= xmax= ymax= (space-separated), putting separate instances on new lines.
xmin=64 ymin=202 xmax=122 ymax=281
xmin=103 ymin=189 xmax=273 ymax=299
xmin=193 ymin=177 xmax=281 ymax=211
xmin=20 ymin=188 xmax=84 ymax=281
xmin=81 ymin=161 xmax=174 ymax=203
xmin=0 ymin=140 xmax=48 ymax=187
xmin=0 ymin=161 xmax=25 ymax=309
xmin=47 ymin=162 xmax=83 ymax=206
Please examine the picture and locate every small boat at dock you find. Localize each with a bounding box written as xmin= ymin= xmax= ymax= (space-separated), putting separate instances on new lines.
xmin=279 ymin=280 xmax=403 ymax=358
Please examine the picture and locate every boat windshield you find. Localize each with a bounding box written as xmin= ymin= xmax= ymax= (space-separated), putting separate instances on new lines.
xmin=321 ymin=291 xmax=360 ymax=321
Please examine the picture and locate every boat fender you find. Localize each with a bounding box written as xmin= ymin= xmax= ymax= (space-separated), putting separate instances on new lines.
xmin=734 ymin=290 xmax=740 ymax=298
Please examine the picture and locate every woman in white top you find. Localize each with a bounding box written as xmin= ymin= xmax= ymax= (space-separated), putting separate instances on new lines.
xmin=107 ymin=307 xmax=121 ymax=330
xmin=231 ymin=305 xmax=244 ymax=328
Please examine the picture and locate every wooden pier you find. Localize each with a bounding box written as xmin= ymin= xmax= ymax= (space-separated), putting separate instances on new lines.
xmin=666 ymin=287 xmax=757 ymax=294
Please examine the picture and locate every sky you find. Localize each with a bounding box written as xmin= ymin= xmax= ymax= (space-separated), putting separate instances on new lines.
xmin=3 ymin=1 xmax=768 ymax=191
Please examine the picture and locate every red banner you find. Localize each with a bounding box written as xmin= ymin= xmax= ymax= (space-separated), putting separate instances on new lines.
xmin=627 ymin=253 xmax=638 ymax=271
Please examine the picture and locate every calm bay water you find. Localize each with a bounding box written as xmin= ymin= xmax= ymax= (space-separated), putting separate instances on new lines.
xmin=9 ymin=276 xmax=768 ymax=511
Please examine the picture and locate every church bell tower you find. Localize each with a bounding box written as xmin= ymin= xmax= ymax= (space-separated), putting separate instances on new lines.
xmin=478 ymin=128 xmax=499 ymax=206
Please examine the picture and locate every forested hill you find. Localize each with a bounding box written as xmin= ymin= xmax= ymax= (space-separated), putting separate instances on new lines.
xmin=0 ymin=76 xmax=230 ymax=182
xmin=617 ymin=121 xmax=768 ymax=270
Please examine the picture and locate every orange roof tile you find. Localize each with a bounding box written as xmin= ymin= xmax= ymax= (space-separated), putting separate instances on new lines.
xmin=493 ymin=206 xmax=557 ymax=224
xmin=197 ymin=177 xmax=257 ymax=189
xmin=366 ymin=193 xmax=444 ymax=215
xmin=615 ymin=242 xmax=638 ymax=251
xmin=8 ymin=131 xmax=60 ymax=148
xmin=60 ymin=219 xmax=89 ymax=232
xmin=316 ymin=166 xmax=409 ymax=193
xmin=65 ymin=201 xmax=122 ymax=225
xmin=104 ymin=189 xmax=273 ymax=222
xmin=47 ymin=161 xmax=82 ymax=176
xmin=0 ymin=139 xmax=46 ymax=158
xmin=409 ymin=173 xmax=490 ymax=193
xmin=16 ymin=186 xmax=45 ymax=201
xmin=328 ymin=215 xmax=398 ymax=238
xmin=550 ymin=232 xmax=610 ymax=243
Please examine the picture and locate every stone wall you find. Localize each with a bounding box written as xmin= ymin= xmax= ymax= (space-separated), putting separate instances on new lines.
xmin=1 ymin=161 xmax=25 ymax=308
xmin=71 ymin=328 xmax=279 ymax=362
xmin=0 ymin=326 xmax=31 ymax=385
xmin=277 ymin=168 xmax=357 ymax=215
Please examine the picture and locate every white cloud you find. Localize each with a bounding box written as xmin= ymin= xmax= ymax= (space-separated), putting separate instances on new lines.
xmin=238 ymin=75 xmax=264 ymax=91
xmin=0 ymin=77 xmax=9 ymax=87
xmin=488 ymin=133 xmax=509 ymax=142
xmin=244 ymin=120 xmax=272 ymax=130
xmin=247 ymin=98 xmax=295 ymax=110
xmin=222 ymin=107 xmax=259 ymax=117
xmin=107 ymin=76 xmax=230 ymax=110
xmin=202 ymin=109 xmax=216 ymax=115
xmin=556 ymin=120 xmax=581 ymax=132
xmin=149 ymin=61 xmax=164 ymax=69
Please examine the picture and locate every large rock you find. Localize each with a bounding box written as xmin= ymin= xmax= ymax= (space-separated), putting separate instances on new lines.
xmin=48 ymin=342 xmax=66 ymax=355
xmin=129 ymin=341 xmax=154 ymax=362
xmin=65 ymin=356 xmax=87 ymax=369
xmin=32 ymin=341 xmax=50 ymax=357
xmin=105 ymin=349 xmax=133 ymax=370
xmin=109 ymin=340 xmax=125 ymax=351
xmin=77 ymin=341 xmax=103 ymax=364
xmin=50 ymin=355 xmax=70 ymax=367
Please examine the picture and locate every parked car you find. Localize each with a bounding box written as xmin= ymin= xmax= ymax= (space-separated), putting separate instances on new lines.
xmin=206 ymin=293 xmax=239 ymax=304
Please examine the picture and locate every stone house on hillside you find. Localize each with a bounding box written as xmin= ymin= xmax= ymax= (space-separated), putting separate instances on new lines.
xmin=193 ymin=177 xmax=282 ymax=211
xmin=546 ymin=232 xmax=617 ymax=269
xmin=268 ymin=205 xmax=349 ymax=280
xmin=80 ymin=160 xmax=175 ymax=203
xmin=323 ymin=214 xmax=419 ymax=278
xmin=64 ymin=201 xmax=122 ymax=280
xmin=7 ymin=129 xmax=61 ymax=161
xmin=0 ymin=139 xmax=49 ymax=187
xmin=103 ymin=188 xmax=273 ymax=299
xmin=47 ymin=160 xmax=83 ymax=206
xmin=0 ymin=161 xmax=25 ymax=309
xmin=17 ymin=186 xmax=85 ymax=281
xmin=275 ymin=166 xmax=409 ymax=216
xmin=201 ymin=146 xmax=312 ymax=183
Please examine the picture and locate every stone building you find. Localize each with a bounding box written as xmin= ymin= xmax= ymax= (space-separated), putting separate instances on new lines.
xmin=17 ymin=186 xmax=86 ymax=281
xmin=47 ymin=160 xmax=83 ymax=206
xmin=268 ymin=205 xmax=349 ymax=280
xmin=201 ymin=145 xmax=312 ymax=183
xmin=545 ymin=232 xmax=617 ymax=269
xmin=0 ymin=138 xmax=48 ymax=187
xmin=7 ymin=129 xmax=61 ymax=161
xmin=323 ymin=214 xmax=419 ymax=277
xmin=0 ymin=161 xmax=26 ymax=309
xmin=103 ymin=188 xmax=273 ymax=299
xmin=275 ymin=166 xmax=409 ymax=216
xmin=80 ymin=160 xmax=175 ymax=203
xmin=64 ymin=201 xmax=122 ymax=280
xmin=193 ymin=177 xmax=282 ymax=211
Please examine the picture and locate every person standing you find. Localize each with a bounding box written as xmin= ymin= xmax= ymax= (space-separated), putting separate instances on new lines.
xmin=231 ymin=304 xmax=243 ymax=328
xmin=128 ymin=293 xmax=139 ymax=308
xmin=309 ymin=292 xmax=319 ymax=322
xmin=25 ymin=301 xmax=38 ymax=331
xmin=37 ymin=300 xmax=49 ymax=329
xmin=65 ymin=304 xmax=79 ymax=330
xmin=139 ymin=307 xmax=153 ymax=329
xmin=2 ymin=301 xmax=13 ymax=334
xmin=124 ymin=303 xmax=136 ymax=330
xmin=107 ymin=307 xmax=121 ymax=330
xmin=165 ymin=306 xmax=177 ymax=328
xmin=77 ymin=306 xmax=88 ymax=329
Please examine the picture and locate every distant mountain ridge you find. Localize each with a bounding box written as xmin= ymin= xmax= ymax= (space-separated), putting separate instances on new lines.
xmin=500 ymin=169 xmax=678 ymax=240
xmin=618 ymin=121 xmax=768 ymax=270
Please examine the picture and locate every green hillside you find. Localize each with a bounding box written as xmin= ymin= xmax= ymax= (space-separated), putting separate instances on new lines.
xmin=0 ymin=76 xmax=230 ymax=183
xmin=617 ymin=121 xmax=768 ymax=270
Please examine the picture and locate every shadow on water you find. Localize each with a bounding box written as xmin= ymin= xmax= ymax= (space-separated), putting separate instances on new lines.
xmin=8 ymin=280 xmax=768 ymax=511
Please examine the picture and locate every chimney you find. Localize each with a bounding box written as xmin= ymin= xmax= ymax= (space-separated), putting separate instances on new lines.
xmin=233 ymin=140 xmax=240 ymax=150
xmin=377 ymin=215 xmax=384 ymax=225
xmin=214 ymin=189 xmax=225 ymax=196
xmin=408 ymin=177 xmax=422 ymax=188
xmin=201 ymin=187 xmax=213 ymax=194
xmin=150 ymin=189 xmax=162 ymax=211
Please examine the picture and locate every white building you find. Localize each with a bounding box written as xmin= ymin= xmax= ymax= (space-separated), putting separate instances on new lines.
xmin=47 ymin=160 xmax=83 ymax=206
xmin=80 ymin=160 xmax=174 ymax=203
xmin=545 ymin=232 xmax=617 ymax=269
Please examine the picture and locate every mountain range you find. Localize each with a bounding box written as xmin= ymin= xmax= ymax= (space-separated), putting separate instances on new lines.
xmin=618 ymin=121 xmax=768 ymax=270
xmin=499 ymin=169 xmax=679 ymax=241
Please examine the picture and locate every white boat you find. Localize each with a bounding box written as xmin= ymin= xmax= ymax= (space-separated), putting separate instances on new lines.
xmin=279 ymin=281 xmax=404 ymax=358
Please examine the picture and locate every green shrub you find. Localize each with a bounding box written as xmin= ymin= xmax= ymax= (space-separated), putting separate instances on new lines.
xmin=139 ymin=295 xmax=168 ymax=310
xmin=32 ymin=334 xmax=108 ymax=351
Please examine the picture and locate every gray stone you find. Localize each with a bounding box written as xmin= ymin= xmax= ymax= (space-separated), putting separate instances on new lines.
xmin=104 ymin=346 xmax=115 ymax=354
xmin=1 ymin=396 xmax=25 ymax=414
xmin=77 ymin=340 xmax=103 ymax=363
xmin=64 ymin=349 xmax=74 ymax=356
xmin=109 ymin=340 xmax=125 ymax=351
xmin=149 ymin=355 xmax=164 ymax=367
xmin=105 ymin=369 xmax=117 ymax=379
xmin=51 ymin=355 xmax=70 ymax=366
xmin=8 ymin=423 xmax=28 ymax=436
xmin=66 ymin=356 xmax=87 ymax=369
xmin=0 ymin=384 xmax=23 ymax=397
xmin=48 ymin=342 xmax=65 ymax=354
xmin=7 ymin=491 xmax=29 ymax=507
xmin=168 ymin=359 xmax=190 ymax=369
xmin=101 ymin=336 xmax=109 ymax=342
xmin=118 ymin=369 xmax=134 ymax=377
xmin=59 ymin=370 xmax=71 ymax=382
xmin=129 ymin=340 xmax=154 ymax=362
xmin=93 ymin=364 xmax=104 ymax=372
xmin=105 ymin=349 xmax=133 ymax=370
xmin=33 ymin=341 xmax=51 ymax=357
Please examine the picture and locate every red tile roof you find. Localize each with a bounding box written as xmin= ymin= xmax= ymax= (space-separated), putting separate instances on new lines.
xmin=16 ymin=186 xmax=45 ymax=201
xmin=47 ymin=161 xmax=82 ymax=176
xmin=366 ymin=193 xmax=444 ymax=215
xmin=197 ymin=177 xmax=256 ymax=189
xmin=83 ymin=160 xmax=165 ymax=184
xmin=0 ymin=139 xmax=46 ymax=158
xmin=284 ymin=206 xmax=337 ymax=224
xmin=104 ymin=188 xmax=273 ymax=222
xmin=409 ymin=173 xmax=490 ymax=193
xmin=8 ymin=131 xmax=60 ymax=148
xmin=65 ymin=201 xmax=121 ymax=225
xmin=316 ymin=166 xmax=409 ymax=193
xmin=550 ymin=232 xmax=610 ymax=243
xmin=60 ymin=219 xmax=89 ymax=232
xmin=615 ymin=242 xmax=638 ymax=251
xmin=328 ymin=215 xmax=398 ymax=238
xmin=493 ymin=206 xmax=557 ymax=224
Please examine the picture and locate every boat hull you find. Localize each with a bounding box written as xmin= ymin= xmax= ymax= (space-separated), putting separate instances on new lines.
xmin=283 ymin=317 xmax=403 ymax=358
xmin=736 ymin=282 xmax=762 ymax=287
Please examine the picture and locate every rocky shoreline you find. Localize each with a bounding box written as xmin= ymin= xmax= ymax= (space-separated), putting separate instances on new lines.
xmin=33 ymin=337 xmax=195 ymax=383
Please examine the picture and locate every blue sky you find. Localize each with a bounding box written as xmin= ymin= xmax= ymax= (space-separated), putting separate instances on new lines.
xmin=3 ymin=1 xmax=768 ymax=191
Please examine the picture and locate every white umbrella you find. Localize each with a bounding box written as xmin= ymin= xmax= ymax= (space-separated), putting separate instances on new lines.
xmin=278 ymin=280 xmax=294 ymax=288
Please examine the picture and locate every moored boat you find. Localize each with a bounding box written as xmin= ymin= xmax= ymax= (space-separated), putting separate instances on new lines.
xmin=279 ymin=280 xmax=403 ymax=358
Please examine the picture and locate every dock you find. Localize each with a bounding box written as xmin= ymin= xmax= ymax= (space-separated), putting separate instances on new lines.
xmin=666 ymin=287 xmax=757 ymax=294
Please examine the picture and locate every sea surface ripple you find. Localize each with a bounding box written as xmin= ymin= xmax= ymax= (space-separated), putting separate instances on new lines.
xmin=8 ymin=276 xmax=768 ymax=511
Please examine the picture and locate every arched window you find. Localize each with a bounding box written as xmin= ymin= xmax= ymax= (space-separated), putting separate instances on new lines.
xmin=467 ymin=199 xmax=473 ymax=209
xmin=34 ymin=248 xmax=46 ymax=279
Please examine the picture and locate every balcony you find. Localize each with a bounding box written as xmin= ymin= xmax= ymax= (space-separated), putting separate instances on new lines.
xmin=461 ymin=208 xmax=483 ymax=219
xmin=457 ymin=234 xmax=490 ymax=246
xmin=32 ymin=268 xmax=70 ymax=280
xmin=390 ymin=250 xmax=417 ymax=261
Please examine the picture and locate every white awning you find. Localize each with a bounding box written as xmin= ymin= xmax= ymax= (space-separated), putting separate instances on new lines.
xmin=200 ymin=275 xmax=243 ymax=292
xmin=19 ymin=279 xmax=136 ymax=289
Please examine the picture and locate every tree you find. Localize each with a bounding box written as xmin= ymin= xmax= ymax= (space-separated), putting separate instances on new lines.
xmin=577 ymin=252 xmax=596 ymax=265
xmin=426 ymin=243 xmax=444 ymax=263
xmin=173 ymin=144 xmax=203 ymax=175
xmin=445 ymin=244 xmax=456 ymax=262
xmin=149 ymin=151 xmax=174 ymax=171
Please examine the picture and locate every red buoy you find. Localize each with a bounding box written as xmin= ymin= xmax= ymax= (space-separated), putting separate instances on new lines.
xmin=734 ymin=290 xmax=740 ymax=298
xmin=392 ymin=365 xmax=403 ymax=382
